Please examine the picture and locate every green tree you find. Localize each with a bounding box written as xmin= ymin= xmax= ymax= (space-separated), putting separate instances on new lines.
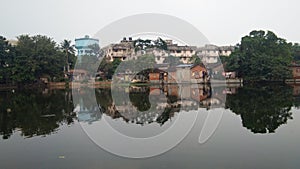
xmin=153 ymin=37 xmax=168 ymax=50
xmin=60 ymin=39 xmax=75 ymax=72
xmin=133 ymin=39 xmax=152 ymax=51
xmin=0 ymin=36 xmax=14 ymax=84
xmin=189 ymin=55 xmax=202 ymax=65
xmin=112 ymin=58 xmax=122 ymax=70
xmin=225 ymin=30 xmax=292 ymax=81
xmin=292 ymin=43 xmax=300 ymax=64
xmin=87 ymin=43 xmax=101 ymax=57
xmin=98 ymin=58 xmax=121 ymax=80
xmin=163 ymin=55 xmax=182 ymax=66
xmin=135 ymin=54 xmax=156 ymax=71
xmin=98 ymin=58 xmax=112 ymax=80
xmin=11 ymin=35 xmax=66 ymax=84
xmin=133 ymin=37 xmax=168 ymax=51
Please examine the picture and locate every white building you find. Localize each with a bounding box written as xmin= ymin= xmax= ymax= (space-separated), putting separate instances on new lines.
xmin=197 ymin=44 xmax=234 ymax=64
xmin=167 ymin=40 xmax=197 ymax=64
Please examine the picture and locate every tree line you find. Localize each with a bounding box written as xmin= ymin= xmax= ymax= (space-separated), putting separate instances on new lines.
xmin=0 ymin=35 xmax=76 ymax=85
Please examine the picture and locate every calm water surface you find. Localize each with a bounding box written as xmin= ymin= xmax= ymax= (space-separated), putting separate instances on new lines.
xmin=0 ymin=84 xmax=299 ymax=169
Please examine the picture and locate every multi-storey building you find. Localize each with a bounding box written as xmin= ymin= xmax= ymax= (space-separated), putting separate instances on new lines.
xmin=167 ymin=40 xmax=197 ymax=64
xmin=197 ymin=44 xmax=234 ymax=64
xmin=105 ymin=37 xmax=135 ymax=61
xmin=75 ymin=35 xmax=100 ymax=63
xmin=103 ymin=38 xmax=234 ymax=65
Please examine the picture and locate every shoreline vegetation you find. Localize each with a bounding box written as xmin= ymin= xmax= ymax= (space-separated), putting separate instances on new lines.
xmin=1 ymin=30 xmax=300 ymax=88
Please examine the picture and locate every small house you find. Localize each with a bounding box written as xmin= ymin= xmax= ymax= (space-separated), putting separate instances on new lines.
xmin=190 ymin=64 xmax=207 ymax=83
xmin=149 ymin=69 xmax=165 ymax=83
xmin=291 ymin=64 xmax=300 ymax=79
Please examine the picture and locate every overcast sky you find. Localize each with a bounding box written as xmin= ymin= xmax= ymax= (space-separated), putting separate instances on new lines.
xmin=1 ymin=0 xmax=299 ymax=46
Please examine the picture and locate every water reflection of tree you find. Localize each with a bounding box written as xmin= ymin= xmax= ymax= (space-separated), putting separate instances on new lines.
xmin=129 ymin=86 xmax=181 ymax=125
xmin=226 ymin=85 xmax=295 ymax=134
xmin=95 ymin=88 xmax=122 ymax=119
xmin=129 ymin=87 xmax=151 ymax=111
xmin=96 ymin=86 xmax=182 ymax=125
xmin=0 ymin=90 xmax=75 ymax=139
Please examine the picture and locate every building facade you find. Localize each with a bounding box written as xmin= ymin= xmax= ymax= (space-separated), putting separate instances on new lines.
xmin=167 ymin=40 xmax=197 ymax=64
xmin=102 ymin=38 xmax=234 ymax=66
xmin=105 ymin=37 xmax=135 ymax=61
xmin=75 ymin=35 xmax=100 ymax=63
xmin=197 ymin=44 xmax=234 ymax=64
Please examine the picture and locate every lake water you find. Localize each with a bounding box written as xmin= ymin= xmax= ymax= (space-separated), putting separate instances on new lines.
xmin=0 ymin=84 xmax=300 ymax=169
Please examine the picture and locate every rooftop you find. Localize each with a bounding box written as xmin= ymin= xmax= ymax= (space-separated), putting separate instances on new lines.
xmin=176 ymin=64 xmax=193 ymax=68
xmin=75 ymin=35 xmax=99 ymax=42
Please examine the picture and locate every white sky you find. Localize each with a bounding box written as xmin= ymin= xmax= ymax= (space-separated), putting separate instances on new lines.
xmin=1 ymin=0 xmax=299 ymax=46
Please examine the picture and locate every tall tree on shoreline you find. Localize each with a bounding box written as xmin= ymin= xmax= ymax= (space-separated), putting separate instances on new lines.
xmin=10 ymin=35 xmax=66 ymax=84
xmin=60 ymin=40 xmax=75 ymax=73
xmin=224 ymin=30 xmax=292 ymax=81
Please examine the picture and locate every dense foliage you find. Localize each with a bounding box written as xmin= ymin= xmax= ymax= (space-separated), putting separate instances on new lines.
xmin=133 ymin=37 xmax=168 ymax=51
xmin=292 ymin=43 xmax=300 ymax=64
xmin=0 ymin=35 xmax=76 ymax=84
xmin=98 ymin=58 xmax=121 ymax=80
xmin=0 ymin=36 xmax=14 ymax=84
xmin=222 ymin=30 xmax=293 ymax=81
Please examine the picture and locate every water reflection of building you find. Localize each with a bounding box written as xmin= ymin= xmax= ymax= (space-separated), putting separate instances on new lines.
xmin=75 ymin=85 xmax=238 ymax=126
xmin=73 ymin=92 xmax=103 ymax=124
xmin=115 ymin=105 xmax=162 ymax=125
xmin=99 ymin=85 xmax=230 ymax=126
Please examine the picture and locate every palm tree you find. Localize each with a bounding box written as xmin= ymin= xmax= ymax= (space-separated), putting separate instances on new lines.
xmin=60 ymin=40 xmax=75 ymax=73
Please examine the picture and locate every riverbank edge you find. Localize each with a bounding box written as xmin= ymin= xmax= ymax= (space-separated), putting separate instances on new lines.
xmin=0 ymin=79 xmax=243 ymax=90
